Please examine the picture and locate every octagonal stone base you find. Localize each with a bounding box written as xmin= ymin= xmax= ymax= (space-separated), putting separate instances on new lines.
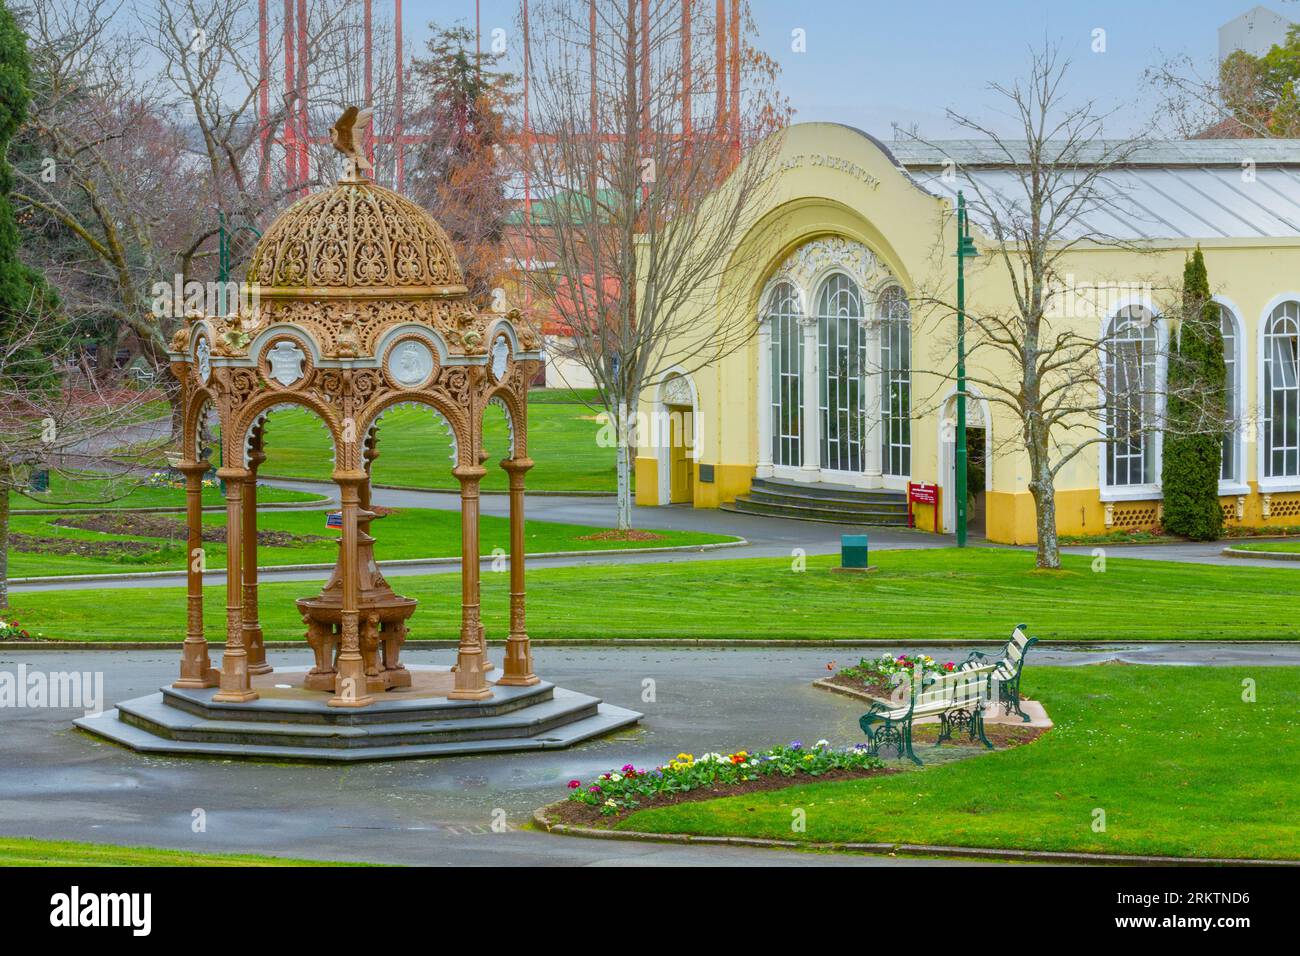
xmin=75 ymin=665 xmax=642 ymax=762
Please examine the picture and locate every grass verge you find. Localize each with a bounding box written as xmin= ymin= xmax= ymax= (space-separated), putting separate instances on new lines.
xmin=607 ymin=666 xmax=1300 ymax=861
xmin=7 ymin=548 xmax=1299 ymax=641
xmin=0 ymin=836 xmax=353 ymax=867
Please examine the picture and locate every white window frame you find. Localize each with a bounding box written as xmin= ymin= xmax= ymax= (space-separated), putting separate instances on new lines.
xmin=1099 ymin=303 xmax=1165 ymax=502
xmin=1215 ymin=298 xmax=1249 ymax=495
xmin=878 ymin=284 xmax=912 ymax=485
xmin=1258 ymin=295 xmax=1300 ymax=493
xmin=764 ymin=281 xmax=805 ymax=472
xmin=815 ymin=272 xmax=868 ymax=475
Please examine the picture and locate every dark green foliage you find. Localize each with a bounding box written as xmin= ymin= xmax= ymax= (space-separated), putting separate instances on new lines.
xmin=0 ymin=3 xmax=59 ymax=394
xmin=1161 ymin=248 xmax=1226 ymax=540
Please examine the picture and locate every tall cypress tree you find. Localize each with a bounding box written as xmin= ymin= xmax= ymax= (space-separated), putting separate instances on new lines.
xmin=1161 ymin=248 xmax=1226 ymax=540
xmin=0 ymin=1 xmax=59 ymax=388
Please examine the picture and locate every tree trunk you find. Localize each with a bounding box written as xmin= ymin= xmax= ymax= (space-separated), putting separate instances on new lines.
xmin=1027 ymin=441 xmax=1061 ymax=569
xmin=0 ymin=476 xmax=10 ymax=611
xmin=615 ymin=399 xmax=632 ymax=531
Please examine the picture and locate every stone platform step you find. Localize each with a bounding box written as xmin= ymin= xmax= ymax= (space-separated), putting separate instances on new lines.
xmin=76 ymin=699 xmax=642 ymax=763
xmin=74 ymin=665 xmax=643 ymax=762
xmin=724 ymin=477 xmax=910 ymax=526
xmin=115 ymin=688 xmax=602 ymax=749
xmin=161 ymin=678 xmax=557 ymax=725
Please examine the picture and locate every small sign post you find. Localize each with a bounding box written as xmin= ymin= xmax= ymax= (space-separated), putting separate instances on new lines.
xmin=907 ymin=481 xmax=941 ymax=533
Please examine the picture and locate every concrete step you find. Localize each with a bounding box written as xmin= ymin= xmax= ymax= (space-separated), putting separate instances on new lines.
xmin=161 ymin=678 xmax=556 ymax=726
xmin=722 ymin=497 xmax=910 ymax=526
xmin=751 ymin=477 xmax=908 ymax=504
xmin=76 ymin=701 xmax=643 ymax=763
xmin=116 ymin=689 xmax=603 ymax=749
xmin=744 ymin=488 xmax=908 ymax=514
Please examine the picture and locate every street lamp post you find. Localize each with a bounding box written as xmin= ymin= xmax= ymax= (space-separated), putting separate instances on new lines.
xmin=216 ymin=210 xmax=263 ymax=317
xmin=954 ymin=191 xmax=978 ymax=548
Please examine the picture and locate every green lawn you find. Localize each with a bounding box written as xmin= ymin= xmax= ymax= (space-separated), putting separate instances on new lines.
xmin=1228 ymin=540 xmax=1300 ymax=554
xmin=7 ymin=507 xmax=733 ymax=577
xmin=10 ymin=473 xmax=322 ymax=511
xmin=0 ymin=836 xmax=349 ymax=867
xmin=612 ymin=666 xmax=1300 ymax=861
xmin=253 ymin=390 xmax=615 ymax=493
xmin=9 ymin=548 xmax=1300 ymax=642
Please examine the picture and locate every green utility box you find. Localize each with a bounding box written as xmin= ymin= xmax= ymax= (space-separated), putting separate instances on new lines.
xmin=841 ymin=534 xmax=869 ymax=569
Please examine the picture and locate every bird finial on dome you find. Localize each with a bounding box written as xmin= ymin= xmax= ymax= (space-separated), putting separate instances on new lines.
xmin=330 ymin=105 xmax=375 ymax=182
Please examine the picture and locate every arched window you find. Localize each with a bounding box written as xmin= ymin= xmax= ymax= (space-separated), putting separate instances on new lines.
xmin=816 ymin=274 xmax=867 ymax=472
xmin=1219 ymin=305 xmax=1241 ymax=484
xmin=1104 ymin=306 xmax=1160 ymax=487
xmin=766 ymin=282 xmax=803 ymax=468
xmin=1264 ymin=301 xmax=1300 ymax=479
xmin=878 ymin=285 xmax=911 ymax=476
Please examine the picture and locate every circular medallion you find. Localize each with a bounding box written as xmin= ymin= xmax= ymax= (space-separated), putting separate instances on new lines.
xmin=390 ymin=339 xmax=435 ymax=388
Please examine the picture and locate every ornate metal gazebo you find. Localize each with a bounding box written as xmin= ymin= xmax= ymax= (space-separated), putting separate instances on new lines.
xmin=166 ymin=120 xmax=543 ymax=707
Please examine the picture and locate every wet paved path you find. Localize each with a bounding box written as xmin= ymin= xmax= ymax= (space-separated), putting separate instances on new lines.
xmin=0 ymin=644 xmax=1293 ymax=866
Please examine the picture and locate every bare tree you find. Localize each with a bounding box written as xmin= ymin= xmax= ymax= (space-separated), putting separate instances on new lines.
xmin=13 ymin=0 xmax=403 ymax=442
xmin=515 ymin=0 xmax=788 ymax=528
xmin=0 ymin=312 xmax=155 ymax=610
xmin=909 ymin=48 xmax=1191 ymax=568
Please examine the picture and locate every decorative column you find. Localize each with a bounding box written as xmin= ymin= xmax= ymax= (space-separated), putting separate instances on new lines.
xmin=449 ymin=463 xmax=492 ymax=699
xmin=330 ymin=472 xmax=373 ymax=707
xmin=863 ymin=316 xmax=883 ymax=483
xmin=243 ymin=427 xmax=271 ymax=675
xmin=799 ymin=313 xmax=821 ymax=481
xmin=497 ymin=457 xmax=538 ymax=686
xmin=755 ymin=317 xmax=774 ymax=478
xmin=213 ymin=467 xmax=257 ymax=702
xmin=174 ymin=459 xmax=218 ymax=688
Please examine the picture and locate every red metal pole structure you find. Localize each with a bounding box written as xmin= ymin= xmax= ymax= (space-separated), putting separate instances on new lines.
xmin=682 ymin=0 xmax=692 ymax=145
xmin=714 ymin=0 xmax=725 ymax=130
xmin=283 ymin=0 xmax=296 ymax=187
xmin=365 ymin=0 xmax=374 ymax=174
xmin=728 ymin=0 xmax=740 ymax=161
xmin=296 ymin=0 xmax=309 ymax=190
xmin=259 ymin=0 xmax=270 ymax=190
xmin=394 ymin=0 xmax=405 ymax=192
xmin=522 ymin=0 xmax=532 ymax=306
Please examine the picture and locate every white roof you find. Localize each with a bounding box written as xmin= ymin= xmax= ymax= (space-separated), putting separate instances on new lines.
xmin=890 ymin=139 xmax=1300 ymax=241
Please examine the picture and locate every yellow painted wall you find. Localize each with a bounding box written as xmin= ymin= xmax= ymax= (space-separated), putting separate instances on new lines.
xmin=633 ymin=122 xmax=1300 ymax=546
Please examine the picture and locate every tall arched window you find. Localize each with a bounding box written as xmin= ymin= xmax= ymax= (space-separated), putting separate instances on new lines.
xmin=1105 ymin=306 xmax=1160 ymax=487
xmin=1264 ymin=301 xmax=1300 ymax=479
xmin=816 ymin=274 xmax=867 ymax=472
xmin=1219 ymin=305 xmax=1240 ymax=484
xmin=879 ymin=285 xmax=912 ymax=476
xmin=766 ymin=282 xmax=803 ymax=468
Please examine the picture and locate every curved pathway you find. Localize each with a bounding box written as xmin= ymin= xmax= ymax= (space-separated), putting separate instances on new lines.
xmin=1 ymin=643 xmax=1294 ymax=866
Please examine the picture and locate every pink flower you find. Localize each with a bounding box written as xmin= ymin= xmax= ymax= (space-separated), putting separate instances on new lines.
xmin=567 ymin=780 xmax=581 ymax=789
xmin=621 ymin=764 xmax=635 ymax=772
xmin=589 ymin=785 xmax=602 ymax=793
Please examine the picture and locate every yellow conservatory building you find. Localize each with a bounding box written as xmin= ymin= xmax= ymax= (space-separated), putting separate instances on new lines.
xmin=633 ymin=123 xmax=1300 ymax=544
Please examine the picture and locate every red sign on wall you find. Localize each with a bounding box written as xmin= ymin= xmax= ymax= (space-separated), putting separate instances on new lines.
xmin=908 ymin=482 xmax=938 ymax=505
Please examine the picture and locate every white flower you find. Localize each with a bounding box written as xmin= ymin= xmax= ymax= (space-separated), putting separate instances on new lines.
xmin=815 ymin=739 xmax=830 ymax=749
xmin=609 ymin=773 xmax=622 ymax=782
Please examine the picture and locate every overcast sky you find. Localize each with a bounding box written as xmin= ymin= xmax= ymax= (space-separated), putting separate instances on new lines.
xmin=401 ymin=0 xmax=1297 ymax=138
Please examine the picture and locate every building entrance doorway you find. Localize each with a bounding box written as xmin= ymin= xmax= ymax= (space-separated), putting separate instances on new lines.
xmin=668 ymin=406 xmax=695 ymax=504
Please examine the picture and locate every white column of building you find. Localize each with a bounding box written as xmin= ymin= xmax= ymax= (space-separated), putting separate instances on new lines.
xmin=862 ymin=314 xmax=883 ymax=486
xmin=755 ymin=316 xmax=774 ymax=478
xmin=799 ymin=313 xmax=821 ymax=482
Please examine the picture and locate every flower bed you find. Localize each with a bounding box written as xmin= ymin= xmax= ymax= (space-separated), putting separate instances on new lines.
xmin=0 ymin=618 xmax=41 ymax=641
xmin=832 ymin=652 xmax=958 ymax=699
xmin=565 ymin=740 xmax=887 ymax=817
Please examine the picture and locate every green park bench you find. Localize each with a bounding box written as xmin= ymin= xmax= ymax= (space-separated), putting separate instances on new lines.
xmin=858 ymin=662 xmax=996 ymax=765
xmin=957 ymin=623 xmax=1038 ymax=722
xmin=858 ymin=624 xmax=1039 ymax=764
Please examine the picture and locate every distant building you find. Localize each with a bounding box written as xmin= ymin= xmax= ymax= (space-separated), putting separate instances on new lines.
xmin=1219 ymin=5 xmax=1293 ymax=59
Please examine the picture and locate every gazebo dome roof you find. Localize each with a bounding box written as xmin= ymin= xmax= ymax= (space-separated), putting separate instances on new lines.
xmin=246 ymin=177 xmax=468 ymax=299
